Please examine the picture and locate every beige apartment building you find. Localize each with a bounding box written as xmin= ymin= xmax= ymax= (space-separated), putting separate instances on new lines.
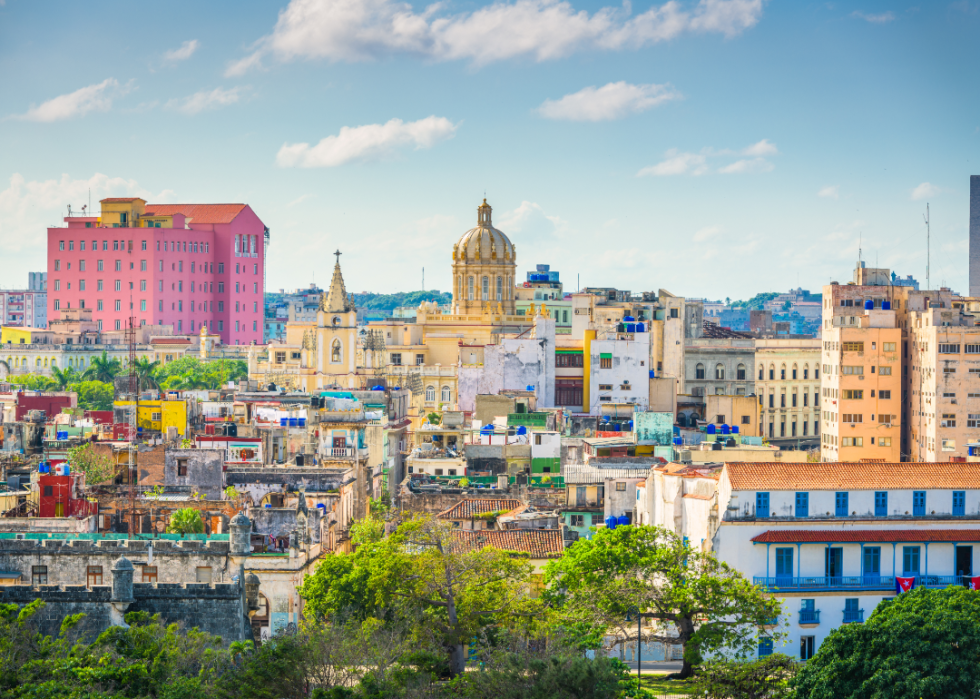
xmin=820 ymin=290 xmax=902 ymax=461
xmin=754 ymin=338 xmax=821 ymax=448
xmin=908 ymin=306 xmax=980 ymax=460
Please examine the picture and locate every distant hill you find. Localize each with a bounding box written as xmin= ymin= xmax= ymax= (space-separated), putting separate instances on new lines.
xmin=730 ymin=292 xmax=779 ymax=310
xmin=353 ymin=290 xmax=453 ymax=312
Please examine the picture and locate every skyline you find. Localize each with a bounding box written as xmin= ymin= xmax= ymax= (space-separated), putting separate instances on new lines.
xmin=1 ymin=0 xmax=978 ymax=298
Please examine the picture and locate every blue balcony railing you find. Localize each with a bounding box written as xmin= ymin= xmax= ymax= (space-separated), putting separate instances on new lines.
xmin=798 ymin=609 xmax=820 ymax=624
xmin=842 ymin=609 xmax=864 ymax=623
xmin=755 ymin=575 xmax=966 ymax=591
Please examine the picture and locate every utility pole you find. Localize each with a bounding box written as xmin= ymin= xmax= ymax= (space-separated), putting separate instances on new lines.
xmin=924 ymin=204 xmax=931 ymax=291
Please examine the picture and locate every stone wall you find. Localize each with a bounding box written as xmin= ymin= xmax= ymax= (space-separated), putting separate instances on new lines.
xmin=165 ymin=448 xmax=225 ymax=499
xmin=225 ymin=467 xmax=353 ymax=505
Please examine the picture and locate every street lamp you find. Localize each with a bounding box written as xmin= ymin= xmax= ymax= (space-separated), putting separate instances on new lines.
xmin=625 ymin=605 xmax=642 ymax=690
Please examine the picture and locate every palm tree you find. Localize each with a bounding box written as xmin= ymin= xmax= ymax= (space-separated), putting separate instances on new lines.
xmin=130 ymin=357 xmax=161 ymax=391
xmin=84 ymin=351 xmax=122 ymax=384
xmin=50 ymin=366 xmax=79 ymax=390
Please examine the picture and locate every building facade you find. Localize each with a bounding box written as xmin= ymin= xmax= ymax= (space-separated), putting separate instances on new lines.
xmin=0 ymin=273 xmax=47 ymax=328
xmin=47 ymin=197 xmax=266 ymax=346
xmin=755 ymin=338 xmax=821 ymax=447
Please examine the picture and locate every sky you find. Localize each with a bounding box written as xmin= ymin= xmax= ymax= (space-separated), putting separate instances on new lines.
xmin=1 ymin=0 xmax=978 ymax=301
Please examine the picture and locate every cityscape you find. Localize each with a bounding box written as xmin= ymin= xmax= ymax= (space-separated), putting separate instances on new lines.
xmin=1 ymin=1 xmax=978 ymax=698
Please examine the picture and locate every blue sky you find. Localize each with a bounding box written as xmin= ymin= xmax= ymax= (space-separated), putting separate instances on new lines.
xmin=1 ymin=0 xmax=978 ymax=300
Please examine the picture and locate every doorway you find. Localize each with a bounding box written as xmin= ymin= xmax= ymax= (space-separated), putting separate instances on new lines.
xmin=825 ymin=547 xmax=843 ymax=584
xmin=957 ymin=545 xmax=973 ymax=585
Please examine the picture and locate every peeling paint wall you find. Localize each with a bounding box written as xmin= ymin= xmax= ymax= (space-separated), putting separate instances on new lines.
xmin=588 ymin=332 xmax=651 ymax=413
xmin=635 ymin=412 xmax=673 ymax=445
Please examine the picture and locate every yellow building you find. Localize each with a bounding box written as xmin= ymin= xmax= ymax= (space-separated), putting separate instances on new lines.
xmin=113 ymin=398 xmax=188 ymax=436
xmin=451 ymin=199 xmax=516 ymax=315
xmin=0 ymin=326 xmax=35 ymax=346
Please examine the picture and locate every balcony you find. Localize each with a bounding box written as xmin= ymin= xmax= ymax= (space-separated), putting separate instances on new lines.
xmin=755 ymin=575 xmax=966 ymax=592
xmin=842 ymin=609 xmax=864 ymax=623
xmin=798 ymin=609 xmax=820 ymax=625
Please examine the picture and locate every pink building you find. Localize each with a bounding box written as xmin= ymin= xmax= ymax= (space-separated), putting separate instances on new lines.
xmin=47 ymin=198 xmax=266 ymax=346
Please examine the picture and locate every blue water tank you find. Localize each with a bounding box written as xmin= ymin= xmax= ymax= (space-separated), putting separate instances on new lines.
xmin=732 ymin=425 xmax=740 ymax=434
xmin=628 ymin=420 xmax=634 ymax=430
xmin=649 ymin=370 xmax=656 ymax=378
xmin=280 ymin=418 xmax=288 ymax=426
xmin=720 ymin=424 xmax=731 ymax=435
xmin=673 ymin=437 xmax=683 ymax=446
xmin=706 ymin=424 xmax=716 ymax=434
xmin=516 ymin=425 xmax=527 ymax=435
xmin=371 ymin=385 xmax=385 ymax=391
xmin=603 ymin=416 xmax=610 ymax=422
xmin=605 ymin=516 xmax=617 ymax=530
xmin=626 ymin=323 xmax=636 ymax=332
xmin=617 ymin=514 xmax=630 ymax=527
xmin=63 ymin=465 xmax=70 ymax=476
xmin=864 ymin=299 xmax=874 ymax=310
xmin=636 ymin=322 xmax=645 ymax=332
xmin=264 ymin=503 xmax=271 ymax=508
xmin=612 ymin=424 xmax=620 ymax=432
xmin=882 ymin=300 xmax=891 ymax=310
xmin=299 ymin=418 xmax=307 ymax=427
xmin=316 ymin=504 xmax=326 ymax=510
xmin=623 ymin=316 xmax=635 ymax=322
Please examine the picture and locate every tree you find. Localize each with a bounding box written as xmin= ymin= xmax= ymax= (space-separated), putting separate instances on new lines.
xmin=793 ymin=586 xmax=980 ymax=699
xmin=300 ymin=514 xmax=539 ymax=677
xmin=50 ymin=365 xmax=80 ymax=390
xmin=694 ymin=654 xmax=795 ymax=699
xmin=544 ymin=525 xmax=782 ymax=679
xmin=167 ymin=508 xmax=205 ymax=535
xmin=130 ymin=357 xmax=161 ymax=391
xmin=75 ymin=380 xmax=114 ymax=411
xmin=66 ymin=442 xmax=116 ymax=486
xmin=83 ymin=350 xmax=122 ymax=383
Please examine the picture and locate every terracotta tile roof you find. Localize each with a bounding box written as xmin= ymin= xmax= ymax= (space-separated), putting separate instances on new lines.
xmin=437 ymin=498 xmax=524 ymax=519
xmin=144 ymin=203 xmax=247 ymax=224
xmin=452 ymin=529 xmax=564 ymax=558
xmin=725 ymin=462 xmax=980 ymax=491
xmin=751 ymin=529 xmax=980 ymax=544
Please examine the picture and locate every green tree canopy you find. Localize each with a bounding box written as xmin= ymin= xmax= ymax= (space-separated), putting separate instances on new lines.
xmin=167 ymin=508 xmax=205 ymax=535
xmin=83 ymin=350 xmax=123 ymax=383
xmin=75 ymin=380 xmax=114 ymax=411
xmin=544 ymin=525 xmax=782 ymax=679
xmin=66 ymin=442 xmax=116 ymax=485
xmin=729 ymin=292 xmax=779 ymax=310
xmin=153 ymin=357 xmax=248 ymax=391
xmin=793 ymin=586 xmax=980 ymax=699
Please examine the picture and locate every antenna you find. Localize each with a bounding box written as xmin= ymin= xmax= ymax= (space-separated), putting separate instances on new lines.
xmin=924 ymin=203 xmax=931 ymax=291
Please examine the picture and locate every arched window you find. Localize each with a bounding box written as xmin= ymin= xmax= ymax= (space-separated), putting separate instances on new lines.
xmin=482 ymin=276 xmax=489 ymax=300
xmin=35 ymin=358 xmax=40 ymax=367
xmin=737 ymin=363 xmax=746 ymax=380
xmin=331 ymin=339 xmax=342 ymax=363
xmin=50 ymin=359 xmax=56 ymax=367
xmin=695 ymin=363 xmax=705 ymax=380
xmin=780 ymin=363 xmax=786 ymax=380
xmin=441 ymin=386 xmax=451 ymax=403
xmin=803 ymin=364 xmax=809 ymax=380
xmin=468 ymin=277 xmax=474 ymax=300
xmin=758 ymin=364 xmax=764 ymax=380
xmin=496 ymin=276 xmax=502 ymax=301
xmin=715 ymin=364 xmax=725 ymax=380
xmin=792 ymin=363 xmax=798 ymax=380
xmin=44 ymin=358 xmax=48 ymax=367
xmin=425 ymin=385 xmax=435 ymax=402
xmin=769 ymin=364 xmax=775 ymax=380
xmin=815 ymin=366 xmax=820 ymax=379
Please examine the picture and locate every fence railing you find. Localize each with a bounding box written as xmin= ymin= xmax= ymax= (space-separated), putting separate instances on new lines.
xmin=755 ymin=574 xmax=967 ymax=591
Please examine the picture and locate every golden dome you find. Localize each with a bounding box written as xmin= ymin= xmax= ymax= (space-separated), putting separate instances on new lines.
xmin=454 ymin=199 xmax=515 ymax=264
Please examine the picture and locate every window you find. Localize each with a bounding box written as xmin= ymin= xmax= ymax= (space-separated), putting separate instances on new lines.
xmin=741 ymin=415 xmax=751 ymax=424
xmin=556 ymin=353 xmax=584 ymax=367
xmin=390 ymin=353 xmax=402 ymax=365
xmin=695 ymin=363 xmax=705 ymax=379
xmin=218 ymin=263 xmax=224 ymax=273
xmin=795 ymin=492 xmax=808 ymax=517
xmin=800 ymin=636 xmax=815 ymax=661
xmin=835 ymin=492 xmax=849 ymax=517
xmin=879 ymin=436 xmax=892 ymax=447
xmin=616 ymin=482 xmax=627 ymax=492
xmin=939 ymin=344 xmax=961 ymax=354
xmin=841 ymin=437 xmax=863 ymax=447
xmin=879 ymin=390 xmax=891 ymax=399
xmin=913 ymin=491 xmax=926 ymax=516
xmin=32 ymin=566 xmax=47 ymax=586
xmin=953 ymin=491 xmax=966 ymax=516
xmin=874 ymin=491 xmax=887 ymax=517
xmin=883 ymin=342 xmax=896 ymax=351
xmin=415 ymin=354 xmax=425 ymax=365
xmin=903 ymin=546 xmax=920 ymax=575
xmin=942 ymin=414 xmax=956 ymax=428
xmin=842 ymin=390 xmax=863 ymax=399
xmin=878 ymin=366 xmax=892 ymax=375
xmin=425 ymin=385 xmax=435 ymax=402
xmin=736 ymin=363 xmax=746 ymax=379
xmin=841 ymin=366 xmax=863 ymax=375
xmin=441 ymin=386 xmax=451 ymax=403
xmin=142 ymin=566 xmax=158 ymax=582
xmin=966 ymin=344 xmax=980 ymax=354
xmin=114 ymin=260 xmax=121 ymax=271
xmin=715 ymin=364 xmax=725 ymax=380
xmin=87 ymin=566 xmax=103 ymax=587
xmin=756 ymin=492 xmax=770 ymax=518
xmin=570 ymin=514 xmax=584 ymax=527
xmin=841 ymin=414 xmax=863 ymax=423
xmin=842 ymin=342 xmax=864 ymax=352
xmin=114 ymin=280 xmax=121 ymax=291
xmin=758 ymin=638 xmax=774 ymax=658
xmin=768 ymin=393 xmax=774 ymax=408
xmin=600 ymin=355 xmax=612 ymax=369
xmin=59 ymin=241 xmax=64 ymax=251
xmin=177 ymin=459 xmax=188 ymax=477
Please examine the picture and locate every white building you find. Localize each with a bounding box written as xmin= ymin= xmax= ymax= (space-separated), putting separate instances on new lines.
xmin=589 ymin=327 xmax=651 ymax=412
xmin=713 ymin=461 xmax=980 ymax=661
xmin=636 ymin=462 xmax=722 ymax=549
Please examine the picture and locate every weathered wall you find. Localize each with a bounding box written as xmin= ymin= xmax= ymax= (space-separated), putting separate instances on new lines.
xmin=474 ymin=395 xmax=515 ymax=427
xmin=648 ymin=378 xmax=677 ymax=415
xmin=250 ymin=506 xmax=323 ymax=543
xmin=635 ymin=412 xmax=674 ymax=446
xmin=225 ymin=467 xmax=352 ymax=505
xmin=165 ymin=448 xmax=225 ymax=499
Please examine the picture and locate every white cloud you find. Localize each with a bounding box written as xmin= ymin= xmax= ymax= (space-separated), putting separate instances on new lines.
xmin=13 ymin=79 xmax=122 ymax=122
xmin=0 ymin=173 xmax=172 ymax=257
xmin=693 ymin=225 xmax=722 ymax=242
xmin=851 ymin=10 xmax=895 ymax=23
xmin=164 ymin=40 xmax=199 ymax=62
xmin=818 ymin=185 xmax=840 ymax=199
xmin=911 ymin=182 xmax=939 ymax=201
xmin=717 ymin=157 xmax=774 ymax=174
xmin=638 ymin=139 xmax=776 ymax=176
xmin=226 ymin=0 xmax=764 ymax=74
xmin=537 ymin=81 xmax=680 ymax=121
xmin=276 ymin=116 xmax=458 ymax=168
xmin=637 ymin=150 xmax=708 ymax=176
xmin=166 ymin=87 xmax=245 ymax=115
xmin=498 ymin=201 xmax=569 ymax=236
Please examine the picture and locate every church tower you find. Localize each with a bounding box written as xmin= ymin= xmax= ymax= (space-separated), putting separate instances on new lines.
xmin=451 ymin=199 xmax=517 ymax=315
xmin=315 ymin=251 xmax=358 ymax=386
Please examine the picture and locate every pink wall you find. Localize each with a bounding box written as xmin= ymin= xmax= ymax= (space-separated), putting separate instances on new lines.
xmin=47 ymin=205 xmax=265 ymax=346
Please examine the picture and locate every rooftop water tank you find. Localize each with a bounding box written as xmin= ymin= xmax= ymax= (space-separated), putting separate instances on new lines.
xmin=516 ymin=425 xmax=527 ymax=435
xmin=649 ymin=370 xmax=656 ymax=379
xmin=706 ymin=424 xmax=716 ymax=434
xmin=626 ymin=323 xmax=636 ymax=332
xmin=623 ymin=316 xmax=635 ymax=322
xmin=673 ymin=437 xmax=683 ymax=446
xmin=864 ymin=300 xmax=874 ymax=310
xmin=617 ymin=514 xmax=630 ymax=527
xmin=732 ymin=425 xmax=740 ymax=434
xmin=882 ymin=300 xmax=891 ymax=310
xmin=636 ymin=322 xmax=645 ymax=332
xmin=605 ymin=516 xmax=617 ymax=530
xmin=712 ymin=441 xmax=723 ymax=451
xmin=720 ymin=424 xmax=731 ymax=435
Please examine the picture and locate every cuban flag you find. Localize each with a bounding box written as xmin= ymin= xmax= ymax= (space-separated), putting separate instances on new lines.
xmin=970 ymin=577 xmax=980 ymax=591
xmin=895 ymin=576 xmax=916 ymax=594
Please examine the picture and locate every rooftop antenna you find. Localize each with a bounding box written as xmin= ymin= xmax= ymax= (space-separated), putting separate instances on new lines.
xmin=924 ymin=203 xmax=931 ymax=291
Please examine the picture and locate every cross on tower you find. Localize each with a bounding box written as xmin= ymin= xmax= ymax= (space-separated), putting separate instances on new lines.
xmin=333 ymin=249 xmax=342 ymax=265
